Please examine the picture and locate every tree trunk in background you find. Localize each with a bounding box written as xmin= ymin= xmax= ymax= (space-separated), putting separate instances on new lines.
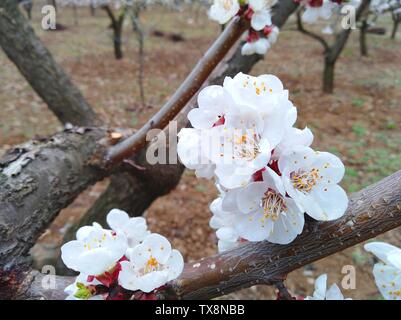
xmin=102 ymin=5 xmax=125 ymax=60
xmin=391 ymin=14 xmax=399 ymax=39
xmin=114 ymin=22 xmax=124 ymax=60
xmin=131 ymin=6 xmax=146 ymax=106
xmin=90 ymin=3 xmax=96 ymax=16
xmin=360 ymin=19 xmax=368 ymax=56
xmin=323 ymin=57 xmax=335 ymax=94
xmin=48 ymin=0 xmax=57 ymax=12
xmin=73 ymin=5 xmax=79 ymax=26
xmin=0 ymin=0 xmax=101 ymax=126
xmin=21 ymin=1 xmax=33 ymax=20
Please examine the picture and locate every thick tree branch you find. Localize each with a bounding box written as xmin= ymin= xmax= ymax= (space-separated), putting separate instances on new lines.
xmin=4 ymin=168 xmax=401 ymax=299
xmin=0 ymin=0 xmax=101 ymax=126
xmin=0 ymin=127 xmax=121 ymax=270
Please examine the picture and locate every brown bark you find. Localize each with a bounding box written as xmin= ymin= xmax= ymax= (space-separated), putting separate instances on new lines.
xmin=323 ymin=58 xmax=335 ymax=94
xmin=0 ymin=0 xmax=101 ymax=126
xmin=391 ymin=13 xmax=400 ymax=39
xmin=360 ymin=19 xmax=369 ymax=56
xmin=5 ymin=168 xmax=401 ymax=300
xmin=101 ymin=5 xmax=125 ymax=60
xmin=0 ymin=128 xmax=117 ymax=271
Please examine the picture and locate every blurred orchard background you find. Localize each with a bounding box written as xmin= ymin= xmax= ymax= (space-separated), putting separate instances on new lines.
xmin=1 ymin=0 xmax=401 ymax=299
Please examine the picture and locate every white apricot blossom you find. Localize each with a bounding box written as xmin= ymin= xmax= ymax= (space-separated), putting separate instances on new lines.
xmin=178 ymin=73 xmax=296 ymax=189
xmin=272 ymin=127 xmax=314 ymax=160
xmin=302 ymin=0 xmax=336 ymax=24
xmin=222 ymin=73 xmax=297 ymax=149
xmin=279 ymin=146 xmax=348 ymax=221
xmin=306 ymin=274 xmax=351 ymax=300
xmin=177 ymin=128 xmax=216 ymax=179
xmin=118 ymin=234 xmax=184 ymax=292
xmin=106 ymin=209 xmax=150 ymax=251
xmin=178 ymin=71 xmax=348 ymax=248
xmin=187 ymin=85 xmax=235 ymax=129
xmin=248 ymin=0 xmax=276 ymax=30
xmin=209 ymin=196 xmax=241 ymax=252
xmin=210 ymin=124 xmax=272 ymax=189
xmin=209 ymin=0 xmax=240 ymax=24
xmin=364 ymin=242 xmax=401 ymax=300
xmin=222 ymin=167 xmax=305 ymax=244
xmin=241 ymin=38 xmax=271 ymax=55
xmin=61 ymin=224 xmax=127 ymax=275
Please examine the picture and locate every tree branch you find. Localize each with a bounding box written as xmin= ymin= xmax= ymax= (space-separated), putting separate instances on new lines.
xmin=296 ymin=9 xmax=329 ymax=52
xmin=0 ymin=127 xmax=121 ymax=270
xmin=4 ymin=168 xmax=401 ymax=299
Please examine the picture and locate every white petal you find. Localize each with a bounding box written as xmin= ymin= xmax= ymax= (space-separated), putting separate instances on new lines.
xmin=372 ymin=263 xmax=401 ymax=300
xmin=135 ymin=271 xmax=169 ymax=293
xmin=254 ymin=38 xmax=270 ymax=55
xmin=236 ymin=182 xmax=268 ymax=214
xmin=233 ymin=211 xmax=272 ymax=241
xmin=241 ymin=42 xmax=255 ymax=56
xmin=106 ymin=209 xmax=129 ymax=231
xmin=118 ymin=261 xmax=139 ymax=291
xmin=216 ymin=227 xmax=239 ymax=242
xmin=312 ymin=151 xmax=345 ymax=184
xmin=364 ymin=242 xmax=401 ymax=265
xmin=251 ymin=9 xmax=272 ymax=31
xmin=306 ymin=184 xmax=348 ymax=221
xmin=142 ymin=234 xmax=172 ymax=264
xmin=262 ymin=167 xmax=285 ymax=195
xmin=302 ymin=7 xmax=320 ymax=24
xmin=325 ymin=284 xmax=345 ymax=300
xmin=166 ymin=249 xmax=184 ymax=281
xmin=313 ymin=274 xmax=328 ymax=299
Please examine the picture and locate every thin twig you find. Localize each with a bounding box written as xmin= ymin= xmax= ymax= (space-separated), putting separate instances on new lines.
xmin=275 ymin=281 xmax=294 ymax=300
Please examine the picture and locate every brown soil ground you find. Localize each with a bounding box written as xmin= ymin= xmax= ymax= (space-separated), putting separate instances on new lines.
xmin=1 ymin=5 xmax=401 ymax=299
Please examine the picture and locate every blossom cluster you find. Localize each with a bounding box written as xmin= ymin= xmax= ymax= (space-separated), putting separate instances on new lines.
xmin=365 ymin=241 xmax=401 ymax=300
xmin=297 ymin=0 xmax=338 ymax=24
xmin=61 ymin=209 xmax=184 ymax=300
xmin=209 ymin=0 xmax=279 ymax=55
xmin=177 ymin=72 xmax=348 ymax=252
xmin=208 ymin=0 xmax=344 ymax=55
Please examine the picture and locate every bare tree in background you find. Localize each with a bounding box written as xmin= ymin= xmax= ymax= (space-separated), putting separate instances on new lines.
xmin=296 ymin=0 xmax=371 ymax=93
